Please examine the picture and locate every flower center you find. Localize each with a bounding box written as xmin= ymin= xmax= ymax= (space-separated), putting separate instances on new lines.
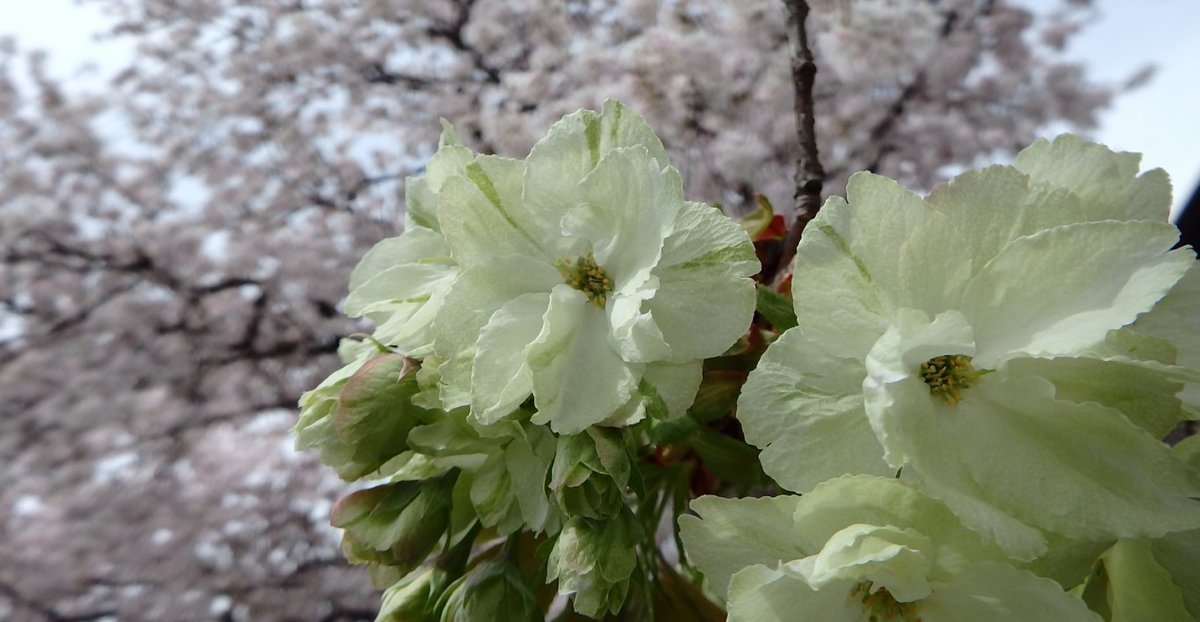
xmin=850 ymin=582 xmax=920 ymax=621
xmin=919 ymin=354 xmax=986 ymax=405
xmin=557 ymin=253 xmax=613 ymax=306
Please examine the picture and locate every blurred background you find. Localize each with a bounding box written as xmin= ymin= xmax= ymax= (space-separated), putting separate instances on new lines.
xmin=1 ymin=0 xmax=1196 ymax=620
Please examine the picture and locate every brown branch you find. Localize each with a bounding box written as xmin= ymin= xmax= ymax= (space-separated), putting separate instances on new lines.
xmin=772 ymin=0 xmax=826 ymax=283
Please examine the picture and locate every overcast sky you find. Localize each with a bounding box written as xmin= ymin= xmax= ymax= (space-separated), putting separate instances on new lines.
xmin=2 ymin=0 xmax=1198 ymax=217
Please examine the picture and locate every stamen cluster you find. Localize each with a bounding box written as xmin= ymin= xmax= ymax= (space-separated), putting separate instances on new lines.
xmin=850 ymin=582 xmax=921 ymax=622
xmin=919 ymin=354 xmax=982 ymax=405
xmin=557 ymin=253 xmax=614 ymax=306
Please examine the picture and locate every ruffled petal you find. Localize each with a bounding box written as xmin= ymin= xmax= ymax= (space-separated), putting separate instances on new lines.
xmin=527 ymin=285 xmax=641 ymax=434
xmin=739 ymin=329 xmax=891 ymax=493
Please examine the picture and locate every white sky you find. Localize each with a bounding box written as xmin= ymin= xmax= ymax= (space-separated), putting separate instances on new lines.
xmin=1 ymin=0 xmax=1198 ymax=217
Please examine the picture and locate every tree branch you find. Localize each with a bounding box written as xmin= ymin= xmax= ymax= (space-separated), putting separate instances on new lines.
xmin=772 ymin=0 xmax=826 ymax=283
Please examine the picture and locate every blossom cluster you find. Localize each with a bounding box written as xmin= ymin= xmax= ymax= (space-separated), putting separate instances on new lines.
xmin=683 ymin=135 xmax=1200 ymax=620
xmin=295 ymin=101 xmax=758 ymax=618
xmin=297 ymin=100 xmax=1200 ymax=620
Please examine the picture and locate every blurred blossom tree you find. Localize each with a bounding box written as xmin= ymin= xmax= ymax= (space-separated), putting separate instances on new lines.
xmin=0 ymin=0 xmax=1118 ymax=618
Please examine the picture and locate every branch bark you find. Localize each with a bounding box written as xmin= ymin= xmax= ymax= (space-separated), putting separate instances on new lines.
xmin=773 ymin=0 xmax=826 ymax=283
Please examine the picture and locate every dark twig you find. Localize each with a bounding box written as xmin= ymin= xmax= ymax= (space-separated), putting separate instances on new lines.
xmin=772 ymin=0 xmax=826 ymax=283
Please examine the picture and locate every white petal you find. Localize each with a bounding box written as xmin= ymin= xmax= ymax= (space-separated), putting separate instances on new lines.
xmin=565 ymin=146 xmax=677 ymax=292
xmin=727 ymin=565 xmax=861 ymax=622
xmin=961 ymin=220 xmax=1191 ymax=365
xmin=527 ymin=285 xmax=641 ymax=434
xmin=792 ymin=174 xmax=970 ymax=360
xmin=432 ymin=256 xmax=561 ymax=409
xmin=523 ymin=101 xmax=670 ymax=234
xmin=920 ymin=562 xmax=1101 ymax=622
xmin=647 ymin=201 xmax=758 ymax=362
xmin=739 ymin=329 xmax=891 ymax=493
xmin=470 ymin=292 xmax=551 ymax=424
xmin=790 ymin=524 xmax=933 ymax=602
xmin=678 ymin=495 xmax=806 ymax=600
xmin=438 ymin=155 xmax=559 ymax=268
xmin=892 ymin=373 xmax=1200 ymax=553
xmin=1015 ymin=134 xmax=1172 ymax=223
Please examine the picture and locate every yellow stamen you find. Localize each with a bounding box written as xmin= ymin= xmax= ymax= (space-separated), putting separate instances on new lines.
xmin=919 ymin=354 xmax=987 ymax=405
xmin=555 ymin=253 xmax=614 ymax=307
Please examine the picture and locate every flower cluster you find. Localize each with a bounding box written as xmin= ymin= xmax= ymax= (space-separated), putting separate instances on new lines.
xmin=682 ymin=135 xmax=1200 ymax=620
xmin=298 ymin=100 xmax=1200 ymax=620
xmin=295 ymin=101 xmax=758 ymax=618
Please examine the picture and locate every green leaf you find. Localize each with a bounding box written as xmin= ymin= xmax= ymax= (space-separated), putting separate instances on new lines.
xmin=688 ymin=371 xmax=745 ymax=423
xmin=646 ymin=416 xmax=700 ymax=446
xmin=690 ymin=427 xmax=765 ymax=488
xmin=755 ymin=284 xmax=797 ymax=332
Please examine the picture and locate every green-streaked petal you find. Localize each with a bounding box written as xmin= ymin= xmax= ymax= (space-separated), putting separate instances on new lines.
xmin=523 ymin=101 xmax=669 ymax=232
xmin=404 ymin=128 xmax=474 ymax=231
xmin=369 ymin=271 xmax=455 ymax=355
xmin=527 ymin=285 xmax=641 ymax=434
xmin=646 ymin=200 xmax=758 ymax=362
xmin=726 ymin=565 xmax=860 ymax=622
xmin=1015 ymin=134 xmax=1172 ymax=223
xmin=919 ymin=562 xmax=1101 ymax=622
xmin=678 ymin=495 xmax=806 ymax=600
xmin=963 ymin=221 xmax=1190 ymax=364
xmin=438 ymin=155 xmax=559 ymax=268
xmin=470 ymin=292 xmax=551 ymax=424
xmin=658 ymin=201 xmax=758 ymax=275
xmin=343 ymin=263 xmax=456 ymax=317
xmin=433 ymin=256 xmax=562 ymax=409
xmin=738 ymin=329 xmax=891 ymax=493
xmin=892 ymin=373 xmax=1200 ymax=552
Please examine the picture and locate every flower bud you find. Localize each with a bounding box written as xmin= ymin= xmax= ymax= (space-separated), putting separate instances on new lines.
xmin=550 ymin=429 xmax=630 ymax=520
xmin=374 ymin=565 xmax=452 ymax=622
xmin=332 ymin=475 xmax=454 ymax=573
xmin=438 ymin=562 xmax=543 ymax=622
xmin=547 ymin=510 xmax=640 ymax=618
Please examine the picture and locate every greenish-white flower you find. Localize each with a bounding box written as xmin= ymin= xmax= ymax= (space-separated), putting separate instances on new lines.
xmin=679 ymin=476 xmax=1100 ymax=622
xmin=738 ymin=135 xmax=1200 ymax=559
xmin=432 ymin=101 xmax=758 ymax=434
